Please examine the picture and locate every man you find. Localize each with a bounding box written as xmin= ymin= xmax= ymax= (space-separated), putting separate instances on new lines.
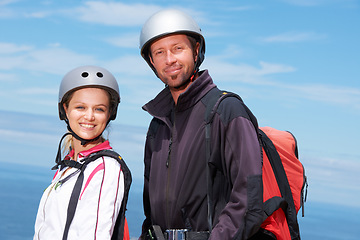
xmin=139 ymin=9 xmax=263 ymax=240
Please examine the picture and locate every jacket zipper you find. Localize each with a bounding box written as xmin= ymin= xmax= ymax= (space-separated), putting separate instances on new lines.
xmin=165 ymin=110 xmax=175 ymax=227
xmin=166 ymin=137 xmax=172 ymax=168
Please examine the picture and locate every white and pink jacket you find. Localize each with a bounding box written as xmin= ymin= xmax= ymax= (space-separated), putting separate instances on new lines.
xmin=34 ymin=141 xmax=125 ymax=240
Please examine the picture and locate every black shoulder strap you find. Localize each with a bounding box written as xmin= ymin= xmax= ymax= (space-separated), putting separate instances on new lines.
xmin=62 ymin=164 xmax=86 ymax=240
xmin=62 ymin=150 xmax=132 ymax=240
xmin=98 ymin=150 xmax=132 ymax=240
xmin=203 ymin=88 xmax=259 ymax=232
xmin=204 ymin=88 xmax=258 ymax=129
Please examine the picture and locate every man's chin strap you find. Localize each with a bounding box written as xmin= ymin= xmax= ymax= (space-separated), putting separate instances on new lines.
xmin=52 ymin=121 xmax=102 ymax=170
xmin=173 ymin=68 xmax=198 ymax=90
xmin=173 ymin=46 xmax=201 ymax=90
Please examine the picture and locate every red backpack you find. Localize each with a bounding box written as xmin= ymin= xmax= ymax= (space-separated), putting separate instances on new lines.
xmin=259 ymin=126 xmax=306 ymax=240
xmin=204 ymin=89 xmax=307 ymax=240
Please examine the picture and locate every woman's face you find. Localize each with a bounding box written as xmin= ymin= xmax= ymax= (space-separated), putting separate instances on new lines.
xmin=64 ymin=88 xmax=110 ymax=142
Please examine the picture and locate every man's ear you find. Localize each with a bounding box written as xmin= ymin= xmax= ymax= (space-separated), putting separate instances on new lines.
xmin=194 ymin=42 xmax=200 ymax=61
xmin=149 ymin=52 xmax=155 ymax=66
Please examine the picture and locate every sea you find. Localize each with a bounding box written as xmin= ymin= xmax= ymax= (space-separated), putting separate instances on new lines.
xmin=0 ymin=162 xmax=358 ymax=240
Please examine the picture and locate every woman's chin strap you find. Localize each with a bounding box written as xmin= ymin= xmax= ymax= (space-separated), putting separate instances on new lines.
xmin=66 ymin=125 xmax=101 ymax=146
xmin=52 ymin=121 xmax=102 ymax=170
xmin=52 ymin=132 xmax=72 ymax=170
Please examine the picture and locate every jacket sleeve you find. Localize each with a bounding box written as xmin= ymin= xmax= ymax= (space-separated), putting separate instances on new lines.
xmin=208 ymin=100 xmax=263 ymax=240
xmin=139 ymin=130 xmax=153 ymax=239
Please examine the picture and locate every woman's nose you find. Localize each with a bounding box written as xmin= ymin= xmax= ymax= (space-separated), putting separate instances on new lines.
xmin=84 ymin=109 xmax=95 ymax=121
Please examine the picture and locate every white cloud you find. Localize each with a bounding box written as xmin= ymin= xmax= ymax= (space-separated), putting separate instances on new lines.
xmin=280 ymin=0 xmax=356 ymax=6
xmin=0 ymin=42 xmax=33 ymax=54
xmin=0 ymin=55 xmax=27 ymax=70
xmin=280 ymin=0 xmax=327 ymax=6
xmin=62 ymin=2 xmax=208 ymax=28
xmin=25 ymin=10 xmax=52 ymax=18
xmin=230 ymin=5 xmax=256 ymax=11
xmin=71 ymin=1 xmax=162 ymax=26
xmin=105 ymin=55 xmax=151 ymax=76
xmin=203 ymin=56 xmax=360 ymax=110
xmin=16 ymin=87 xmax=58 ymax=95
xmin=105 ymin=33 xmax=139 ymax=49
xmin=203 ymin=57 xmax=296 ymax=83
xmin=0 ymin=128 xmax=59 ymax=147
xmin=0 ymin=72 xmax=17 ymax=81
xmin=0 ymin=0 xmax=18 ymax=6
xmin=260 ymin=31 xmax=326 ymax=43
xmin=25 ymin=48 xmax=97 ymax=74
xmin=0 ymin=43 xmax=97 ymax=75
xmin=301 ymin=154 xmax=360 ymax=207
xmin=284 ymin=83 xmax=360 ymax=109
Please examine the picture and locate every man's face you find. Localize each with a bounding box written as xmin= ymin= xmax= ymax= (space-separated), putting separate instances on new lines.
xmin=150 ymin=34 xmax=199 ymax=91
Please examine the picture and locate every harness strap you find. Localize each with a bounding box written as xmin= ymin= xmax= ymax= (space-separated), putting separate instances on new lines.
xmin=62 ymin=164 xmax=86 ymax=240
xmin=59 ymin=159 xmax=83 ymax=170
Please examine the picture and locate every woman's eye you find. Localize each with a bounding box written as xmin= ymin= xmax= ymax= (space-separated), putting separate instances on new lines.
xmin=76 ymin=106 xmax=85 ymax=110
xmin=96 ymin=108 xmax=105 ymax=112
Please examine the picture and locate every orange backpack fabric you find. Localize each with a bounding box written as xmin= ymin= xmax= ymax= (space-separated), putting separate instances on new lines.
xmin=123 ymin=217 xmax=130 ymax=240
xmin=260 ymin=127 xmax=306 ymax=240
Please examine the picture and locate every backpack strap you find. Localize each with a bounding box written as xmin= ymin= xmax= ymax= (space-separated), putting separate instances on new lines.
xmin=62 ymin=163 xmax=86 ymax=240
xmin=61 ymin=149 xmax=132 ymax=240
xmin=204 ymin=88 xmax=258 ymax=129
xmin=203 ymin=88 xmax=260 ymax=232
xmin=97 ymin=150 xmax=132 ymax=240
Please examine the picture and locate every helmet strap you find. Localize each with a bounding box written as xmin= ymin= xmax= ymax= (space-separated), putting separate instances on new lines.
xmin=173 ymin=68 xmax=198 ymax=90
xmin=52 ymin=120 xmax=103 ymax=170
xmin=173 ymin=41 xmax=201 ymax=89
xmin=52 ymin=132 xmax=72 ymax=170
xmin=64 ymin=119 xmax=102 ymax=146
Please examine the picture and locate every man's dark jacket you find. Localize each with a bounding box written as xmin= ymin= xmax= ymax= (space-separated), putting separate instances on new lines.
xmin=141 ymin=70 xmax=263 ymax=239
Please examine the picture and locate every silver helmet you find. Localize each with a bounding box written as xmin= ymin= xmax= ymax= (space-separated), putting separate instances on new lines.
xmin=140 ymin=9 xmax=205 ymax=74
xmin=58 ymin=65 xmax=120 ymax=121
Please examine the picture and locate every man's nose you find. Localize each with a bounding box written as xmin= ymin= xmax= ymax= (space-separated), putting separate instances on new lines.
xmin=165 ymin=51 xmax=176 ymax=64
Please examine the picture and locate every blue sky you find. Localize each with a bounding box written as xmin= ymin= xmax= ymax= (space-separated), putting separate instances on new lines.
xmin=1 ymin=0 xmax=360 ymax=222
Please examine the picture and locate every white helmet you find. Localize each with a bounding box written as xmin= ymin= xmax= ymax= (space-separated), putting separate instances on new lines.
xmin=140 ymin=9 xmax=205 ymax=74
xmin=58 ymin=65 xmax=120 ymax=121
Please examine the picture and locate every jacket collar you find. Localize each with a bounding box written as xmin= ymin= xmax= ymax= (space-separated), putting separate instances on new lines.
xmin=67 ymin=140 xmax=112 ymax=160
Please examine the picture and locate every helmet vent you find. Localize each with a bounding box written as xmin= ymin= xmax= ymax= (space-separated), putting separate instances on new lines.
xmin=96 ymin=72 xmax=104 ymax=78
xmin=81 ymin=72 xmax=89 ymax=78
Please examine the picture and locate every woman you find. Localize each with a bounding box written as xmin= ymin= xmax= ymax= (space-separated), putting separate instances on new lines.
xmin=34 ymin=66 xmax=131 ymax=240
